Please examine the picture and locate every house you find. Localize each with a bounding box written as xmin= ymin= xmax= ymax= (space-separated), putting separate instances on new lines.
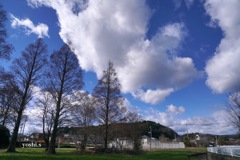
xmin=29 ymin=132 xmax=45 ymax=143
xmin=17 ymin=133 xmax=29 ymax=142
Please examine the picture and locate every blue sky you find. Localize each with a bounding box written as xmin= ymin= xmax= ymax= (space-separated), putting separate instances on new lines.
xmin=1 ymin=0 xmax=240 ymax=135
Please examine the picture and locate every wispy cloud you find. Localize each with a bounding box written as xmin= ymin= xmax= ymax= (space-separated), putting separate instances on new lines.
xmin=143 ymin=106 xmax=236 ymax=135
xmin=10 ymin=14 xmax=49 ymax=38
xmin=172 ymin=0 xmax=195 ymax=9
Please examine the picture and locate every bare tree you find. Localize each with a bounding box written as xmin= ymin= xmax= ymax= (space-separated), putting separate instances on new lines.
xmin=227 ymin=92 xmax=240 ymax=132
xmin=0 ymin=3 xmax=13 ymax=87
xmin=0 ymin=82 xmax=19 ymax=126
xmin=35 ymin=91 xmax=55 ymax=151
xmin=125 ymin=112 xmax=142 ymax=151
xmin=71 ymin=91 xmax=96 ymax=151
xmin=110 ymin=111 xmax=142 ymax=151
xmin=2 ymin=79 xmax=22 ymax=127
xmin=0 ymin=3 xmax=13 ymax=60
xmin=46 ymin=44 xmax=83 ymax=154
xmin=93 ymin=61 xmax=124 ymax=151
xmin=7 ymin=38 xmax=47 ymax=152
xmin=2 ymin=74 xmax=24 ymax=126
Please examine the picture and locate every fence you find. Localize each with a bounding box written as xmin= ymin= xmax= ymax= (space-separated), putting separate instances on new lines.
xmin=142 ymin=140 xmax=185 ymax=150
xmin=207 ymin=146 xmax=240 ymax=157
xmin=110 ymin=138 xmax=185 ymax=150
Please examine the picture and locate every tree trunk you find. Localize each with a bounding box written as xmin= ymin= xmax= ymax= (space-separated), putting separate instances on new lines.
xmin=104 ymin=123 xmax=108 ymax=150
xmin=81 ymin=133 xmax=87 ymax=151
xmin=48 ymin=137 xmax=56 ymax=154
xmin=48 ymin=113 xmax=59 ymax=154
xmin=45 ymin=141 xmax=49 ymax=151
xmin=43 ymin=133 xmax=49 ymax=151
xmin=6 ymin=109 xmax=23 ymax=152
xmin=42 ymin=113 xmax=50 ymax=151
xmin=104 ymin=82 xmax=110 ymax=151
xmin=104 ymin=105 xmax=109 ymax=151
xmin=48 ymin=102 xmax=61 ymax=154
xmin=7 ymin=89 xmax=29 ymax=152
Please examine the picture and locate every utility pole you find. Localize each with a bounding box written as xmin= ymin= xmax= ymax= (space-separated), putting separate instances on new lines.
xmin=186 ymin=124 xmax=189 ymax=140
xmin=22 ymin=116 xmax=28 ymax=136
xmin=149 ymin=126 xmax=152 ymax=150
xmin=215 ymin=136 xmax=218 ymax=146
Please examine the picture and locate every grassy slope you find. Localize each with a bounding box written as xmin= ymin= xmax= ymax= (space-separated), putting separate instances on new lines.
xmin=0 ymin=148 xmax=206 ymax=160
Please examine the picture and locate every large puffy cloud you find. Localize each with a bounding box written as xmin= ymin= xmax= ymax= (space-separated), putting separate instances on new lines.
xmin=10 ymin=14 xmax=49 ymax=38
xmin=205 ymin=0 xmax=240 ymax=93
xmin=27 ymin=0 xmax=199 ymax=104
xmin=143 ymin=105 xmax=185 ymax=127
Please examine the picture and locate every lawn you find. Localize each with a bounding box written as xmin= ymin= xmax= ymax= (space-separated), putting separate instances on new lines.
xmin=0 ymin=148 xmax=206 ymax=160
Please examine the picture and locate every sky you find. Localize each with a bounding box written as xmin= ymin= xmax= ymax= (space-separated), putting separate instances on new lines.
xmin=1 ymin=0 xmax=240 ymax=135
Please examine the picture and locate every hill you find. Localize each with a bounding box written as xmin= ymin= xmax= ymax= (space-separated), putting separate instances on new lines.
xmin=59 ymin=120 xmax=178 ymax=141
xmin=138 ymin=121 xmax=178 ymax=140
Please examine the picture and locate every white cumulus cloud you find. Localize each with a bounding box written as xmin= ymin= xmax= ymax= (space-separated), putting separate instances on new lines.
xmin=167 ymin=104 xmax=185 ymax=114
xmin=133 ymin=88 xmax=174 ymax=105
xmin=27 ymin=0 xmax=199 ymax=104
xmin=205 ymin=0 xmax=240 ymax=93
xmin=143 ymin=104 xmax=185 ymax=127
xmin=10 ymin=14 xmax=49 ymax=38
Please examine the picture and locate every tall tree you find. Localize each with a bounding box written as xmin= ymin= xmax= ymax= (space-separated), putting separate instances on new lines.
xmin=0 ymin=3 xmax=13 ymax=60
xmin=71 ymin=91 xmax=96 ymax=151
xmin=46 ymin=44 xmax=83 ymax=154
xmin=7 ymin=39 xmax=47 ymax=152
xmin=227 ymin=92 xmax=240 ymax=132
xmin=93 ymin=61 xmax=124 ymax=151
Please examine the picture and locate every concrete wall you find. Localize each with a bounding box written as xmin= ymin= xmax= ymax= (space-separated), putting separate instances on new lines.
xmin=110 ymin=138 xmax=185 ymax=150
xmin=142 ymin=140 xmax=185 ymax=150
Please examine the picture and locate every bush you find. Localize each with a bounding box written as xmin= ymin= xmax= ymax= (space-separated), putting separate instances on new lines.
xmin=0 ymin=125 xmax=10 ymax=148
xmin=59 ymin=144 xmax=75 ymax=148
xmin=133 ymin=138 xmax=142 ymax=152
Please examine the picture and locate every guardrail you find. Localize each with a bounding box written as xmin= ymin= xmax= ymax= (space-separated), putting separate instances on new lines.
xmin=207 ymin=146 xmax=240 ymax=157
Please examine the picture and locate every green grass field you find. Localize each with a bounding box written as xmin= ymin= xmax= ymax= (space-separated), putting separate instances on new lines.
xmin=0 ymin=148 xmax=206 ymax=160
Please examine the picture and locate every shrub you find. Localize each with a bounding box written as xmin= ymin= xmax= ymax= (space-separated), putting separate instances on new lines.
xmin=0 ymin=125 xmax=10 ymax=148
